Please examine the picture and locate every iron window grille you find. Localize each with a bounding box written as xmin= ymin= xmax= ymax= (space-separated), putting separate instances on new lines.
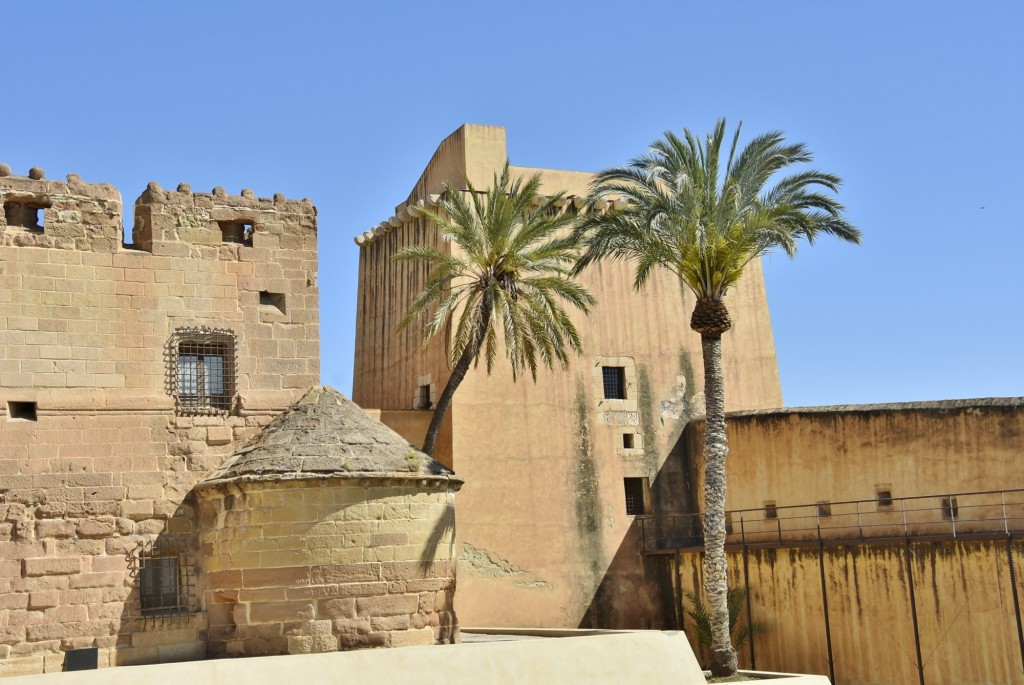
xmin=167 ymin=327 xmax=237 ymax=415
xmin=129 ymin=537 xmax=194 ymax=620
xmin=602 ymin=366 xmax=626 ymax=400
xmin=624 ymin=477 xmax=648 ymax=516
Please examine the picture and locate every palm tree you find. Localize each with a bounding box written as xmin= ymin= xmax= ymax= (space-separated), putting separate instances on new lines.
xmin=396 ymin=162 xmax=595 ymax=457
xmin=572 ymin=120 xmax=859 ymax=677
xmin=685 ymin=586 xmax=767 ymax=668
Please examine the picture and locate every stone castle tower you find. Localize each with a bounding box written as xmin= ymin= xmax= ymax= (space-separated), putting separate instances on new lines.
xmin=0 ymin=164 xmax=318 ymax=675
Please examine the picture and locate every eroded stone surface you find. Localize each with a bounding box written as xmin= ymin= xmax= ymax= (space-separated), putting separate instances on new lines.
xmin=201 ymin=386 xmax=460 ymax=486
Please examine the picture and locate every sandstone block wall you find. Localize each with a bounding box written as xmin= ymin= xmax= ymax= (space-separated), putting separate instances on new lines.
xmin=0 ymin=167 xmax=319 ymax=677
xmin=197 ymin=480 xmax=458 ymax=657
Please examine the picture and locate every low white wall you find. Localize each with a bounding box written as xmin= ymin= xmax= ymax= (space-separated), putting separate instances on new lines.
xmin=7 ymin=632 xmax=705 ymax=685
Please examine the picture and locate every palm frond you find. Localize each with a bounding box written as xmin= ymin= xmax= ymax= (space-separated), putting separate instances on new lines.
xmin=394 ymin=160 xmax=594 ymax=381
xmin=574 ymin=119 xmax=859 ymax=306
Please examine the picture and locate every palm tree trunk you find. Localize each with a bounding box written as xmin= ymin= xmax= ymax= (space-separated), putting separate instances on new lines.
xmin=701 ymin=333 xmax=738 ymax=677
xmin=421 ymin=303 xmax=492 ymax=457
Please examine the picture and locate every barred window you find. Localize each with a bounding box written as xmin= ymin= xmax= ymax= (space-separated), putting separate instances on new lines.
xmin=602 ymin=366 xmax=626 ymax=400
xmin=167 ymin=327 xmax=237 ymax=415
xmin=624 ymin=477 xmax=649 ymax=516
xmin=132 ymin=537 xmax=194 ymax=619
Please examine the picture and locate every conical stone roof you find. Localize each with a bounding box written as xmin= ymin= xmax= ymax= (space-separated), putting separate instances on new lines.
xmin=198 ymin=386 xmax=461 ymax=488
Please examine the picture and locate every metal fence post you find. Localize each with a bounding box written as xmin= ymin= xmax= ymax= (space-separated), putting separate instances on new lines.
xmin=817 ymin=526 xmax=835 ymax=684
xmin=904 ymin=538 xmax=926 ymax=685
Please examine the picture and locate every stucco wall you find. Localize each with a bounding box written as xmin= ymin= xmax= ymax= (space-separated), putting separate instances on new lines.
xmin=352 ymin=124 xmax=784 ymax=630
xmin=684 ymin=399 xmax=1024 ymax=520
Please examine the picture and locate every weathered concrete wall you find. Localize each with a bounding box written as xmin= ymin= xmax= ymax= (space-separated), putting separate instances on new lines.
xmin=197 ymin=480 xmax=458 ymax=658
xmin=676 ymin=538 xmax=1024 ymax=685
xmin=351 ymin=124 xmax=783 ymax=630
xmin=0 ymin=168 xmax=319 ymax=677
xmin=683 ymin=399 xmax=1024 ymax=520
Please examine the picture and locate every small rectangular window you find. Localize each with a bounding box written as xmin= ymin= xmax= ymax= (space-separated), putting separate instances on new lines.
xmin=622 ymin=433 xmax=635 ymax=449
xmin=219 ymin=220 xmax=254 ymax=246
xmin=134 ymin=537 xmax=192 ymax=619
xmin=876 ymin=488 xmax=894 ymax=509
xmin=141 ymin=557 xmax=181 ymax=616
xmin=624 ymin=477 xmax=649 ymax=516
xmin=259 ymin=291 xmax=286 ymax=314
xmin=64 ymin=648 xmax=98 ymax=671
xmin=416 ymin=384 xmax=432 ymax=410
xmin=941 ymin=496 xmax=959 ymax=520
xmin=817 ymin=502 xmax=832 ymax=518
xmin=7 ymin=401 xmax=37 ymax=421
xmin=602 ymin=366 xmax=626 ymax=399
xmin=4 ymin=200 xmax=49 ymax=232
xmin=168 ymin=327 xmax=236 ymax=415
xmin=764 ymin=501 xmax=778 ymax=520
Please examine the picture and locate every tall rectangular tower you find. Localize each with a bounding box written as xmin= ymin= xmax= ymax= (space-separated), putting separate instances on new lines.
xmin=351 ymin=125 xmax=782 ymax=629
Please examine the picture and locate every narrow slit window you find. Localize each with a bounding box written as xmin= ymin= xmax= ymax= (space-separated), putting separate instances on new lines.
xmin=7 ymin=401 xmax=37 ymax=421
xmin=941 ymin=496 xmax=959 ymax=520
xmin=602 ymin=366 xmax=626 ymax=399
xmin=416 ymin=384 xmax=432 ymax=410
xmin=624 ymin=477 xmax=649 ymax=516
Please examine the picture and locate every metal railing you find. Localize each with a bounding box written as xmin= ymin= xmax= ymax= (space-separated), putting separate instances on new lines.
xmin=639 ymin=488 xmax=1024 ymax=552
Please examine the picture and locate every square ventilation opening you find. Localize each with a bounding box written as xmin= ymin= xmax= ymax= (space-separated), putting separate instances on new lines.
xmin=764 ymin=501 xmax=778 ymax=520
xmin=817 ymin=502 xmax=832 ymax=518
xmin=622 ymin=433 xmax=635 ymax=449
xmin=8 ymin=401 xmax=37 ymax=421
xmin=220 ymin=221 xmax=254 ymax=246
xmin=64 ymin=647 xmax=98 ymax=671
xmin=259 ymin=291 xmax=286 ymax=314
xmin=876 ymin=487 xmax=894 ymax=509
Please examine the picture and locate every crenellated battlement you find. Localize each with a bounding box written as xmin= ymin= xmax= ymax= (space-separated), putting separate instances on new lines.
xmin=0 ymin=162 xmax=317 ymax=256
xmin=132 ymin=180 xmax=317 ymax=257
xmin=0 ymin=163 xmax=123 ymax=252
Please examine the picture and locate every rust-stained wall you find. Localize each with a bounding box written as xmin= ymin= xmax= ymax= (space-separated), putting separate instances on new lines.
xmin=684 ymin=399 xmax=1024 ymax=520
xmin=674 ymin=539 xmax=1024 ymax=685
xmin=351 ymin=124 xmax=783 ymax=629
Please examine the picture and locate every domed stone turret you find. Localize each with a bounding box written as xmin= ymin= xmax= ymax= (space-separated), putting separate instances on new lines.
xmin=202 ymin=385 xmax=457 ymax=485
xmin=194 ymin=386 xmax=463 ymax=658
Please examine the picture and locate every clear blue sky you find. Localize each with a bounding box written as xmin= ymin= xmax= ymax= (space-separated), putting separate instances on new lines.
xmin=4 ymin=2 xmax=1021 ymax=406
